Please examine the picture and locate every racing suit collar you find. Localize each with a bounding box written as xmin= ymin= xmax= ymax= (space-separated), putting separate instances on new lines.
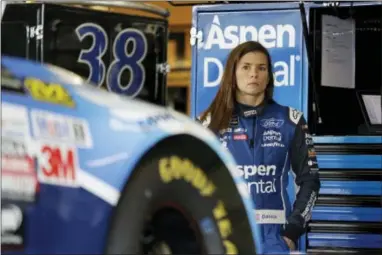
xmin=235 ymin=99 xmax=270 ymax=118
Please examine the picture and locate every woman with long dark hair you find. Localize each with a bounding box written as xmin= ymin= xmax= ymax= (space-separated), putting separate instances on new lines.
xmin=199 ymin=41 xmax=320 ymax=254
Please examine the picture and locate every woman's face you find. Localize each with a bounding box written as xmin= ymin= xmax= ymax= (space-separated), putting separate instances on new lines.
xmin=235 ymin=51 xmax=269 ymax=97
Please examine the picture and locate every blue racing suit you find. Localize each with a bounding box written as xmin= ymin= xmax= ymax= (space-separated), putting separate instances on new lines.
xmin=201 ymin=100 xmax=321 ymax=254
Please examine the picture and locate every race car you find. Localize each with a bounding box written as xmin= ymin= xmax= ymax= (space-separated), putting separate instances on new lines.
xmin=1 ymin=56 xmax=260 ymax=254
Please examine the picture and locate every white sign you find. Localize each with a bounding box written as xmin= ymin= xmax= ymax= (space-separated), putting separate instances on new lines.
xmin=321 ymin=15 xmax=355 ymax=89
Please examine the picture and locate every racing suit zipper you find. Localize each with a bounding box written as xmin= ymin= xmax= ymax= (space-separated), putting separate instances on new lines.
xmin=249 ymin=117 xmax=257 ymax=148
xmin=251 ymin=118 xmax=265 ymax=243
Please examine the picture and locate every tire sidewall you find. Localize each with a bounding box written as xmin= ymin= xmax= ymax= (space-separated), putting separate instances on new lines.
xmin=106 ymin=137 xmax=256 ymax=254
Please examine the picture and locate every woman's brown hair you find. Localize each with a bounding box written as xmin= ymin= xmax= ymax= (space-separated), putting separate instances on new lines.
xmin=199 ymin=41 xmax=274 ymax=132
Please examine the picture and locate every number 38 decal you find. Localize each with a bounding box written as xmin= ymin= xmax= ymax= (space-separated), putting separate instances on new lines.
xmin=75 ymin=23 xmax=147 ymax=97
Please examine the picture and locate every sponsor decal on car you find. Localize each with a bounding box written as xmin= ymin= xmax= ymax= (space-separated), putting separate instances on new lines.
xmin=109 ymin=109 xmax=179 ymax=132
xmin=1 ymin=103 xmax=30 ymax=138
xmin=1 ymin=138 xmax=28 ymax=158
xmin=36 ymin=143 xmax=78 ymax=187
xmin=1 ymin=155 xmax=38 ymax=203
xmin=137 ymin=112 xmax=175 ymax=131
xmin=24 ymin=77 xmax=75 ymax=108
xmin=31 ymin=110 xmax=93 ymax=148
xmin=1 ymin=204 xmax=25 ymax=250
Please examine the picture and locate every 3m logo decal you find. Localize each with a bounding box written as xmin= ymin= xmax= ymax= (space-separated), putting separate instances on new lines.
xmin=37 ymin=144 xmax=78 ymax=187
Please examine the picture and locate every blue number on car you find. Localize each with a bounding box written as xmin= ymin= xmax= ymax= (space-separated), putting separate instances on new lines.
xmin=76 ymin=23 xmax=148 ymax=97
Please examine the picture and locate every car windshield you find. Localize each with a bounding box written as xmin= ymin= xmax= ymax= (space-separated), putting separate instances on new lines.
xmin=44 ymin=63 xmax=88 ymax=86
xmin=1 ymin=59 xmax=96 ymax=87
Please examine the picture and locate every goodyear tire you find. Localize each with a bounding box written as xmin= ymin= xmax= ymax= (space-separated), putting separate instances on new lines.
xmin=105 ymin=135 xmax=256 ymax=254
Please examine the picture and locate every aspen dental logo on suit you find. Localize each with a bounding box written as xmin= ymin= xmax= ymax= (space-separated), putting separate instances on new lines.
xmin=194 ymin=10 xmax=304 ymax=117
xmin=235 ymin=164 xmax=277 ymax=194
xmin=231 ymin=163 xmax=286 ymax=224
